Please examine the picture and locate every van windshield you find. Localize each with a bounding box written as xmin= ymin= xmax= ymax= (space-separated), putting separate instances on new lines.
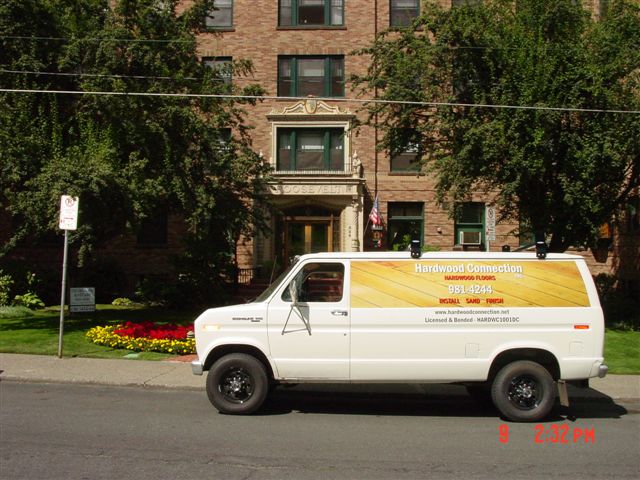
xmin=253 ymin=264 xmax=296 ymax=303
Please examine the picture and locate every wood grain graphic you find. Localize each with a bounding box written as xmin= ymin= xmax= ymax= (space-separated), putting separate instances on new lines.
xmin=351 ymin=261 xmax=590 ymax=308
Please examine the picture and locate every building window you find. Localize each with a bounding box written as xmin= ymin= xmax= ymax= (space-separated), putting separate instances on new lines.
xmin=390 ymin=0 xmax=419 ymax=27
xmin=390 ymin=130 xmax=420 ymax=172
xmin=455 ymin=202 xmax=485 ymax=247
xmin=452 ymin=0 xmax=482 ymax=6
xmin=205 ymin=0 xmax=233 ymax=28
xmin=277 ymin=128 xmax=344 ymax=172
xmin=203 ymin=56 xmax=233 ymax=84
xmin=137 ymin=208 xmax=168 ymax=247
xmin=388 ymin=202 xmax=424 ymax=251
xmin=278 ymin=56 xmax=344 ymax=97
xmin=279 ymin=0 xmax=344 ymax=27
xmin=626 ymin=196 xmax=639 ymax=233
xmin=518 ymin=218 xmax=534 ymax=247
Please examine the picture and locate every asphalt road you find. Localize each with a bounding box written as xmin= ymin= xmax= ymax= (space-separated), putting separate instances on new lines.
xmin=1 ymin=382 xmax=638 ymax=480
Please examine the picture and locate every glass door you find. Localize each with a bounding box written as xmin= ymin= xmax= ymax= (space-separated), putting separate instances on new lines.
xmin=286 ymin=222 xmax=330 ymax=259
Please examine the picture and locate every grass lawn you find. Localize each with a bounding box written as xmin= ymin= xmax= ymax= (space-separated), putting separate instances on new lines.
xmin=0 ymin=305 xmax=201 ymax=360
xmin=604 ymin=329 xmax=640 ymax=375
xmin=1 ymin=305 xmax=639 ymax=373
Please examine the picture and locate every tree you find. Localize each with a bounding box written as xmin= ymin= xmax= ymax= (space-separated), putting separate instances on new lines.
xmin=0 ymin=0 xmax=271 ymax=302
xmin=353 ymin=0 xmax=640 ymax=252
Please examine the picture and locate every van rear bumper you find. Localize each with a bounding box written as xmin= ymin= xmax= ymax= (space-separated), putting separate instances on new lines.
xmin=589 ymin=360 xmax=608 ymax=378
xmin=597 ymin=364 xmax=608 ymax=378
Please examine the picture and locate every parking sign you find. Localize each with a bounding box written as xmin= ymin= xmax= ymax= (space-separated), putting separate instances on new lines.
xmin=59 ymin=195 xmax=79 ymax=230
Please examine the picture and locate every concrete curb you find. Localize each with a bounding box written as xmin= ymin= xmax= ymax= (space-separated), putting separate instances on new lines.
xmin=1 ymin=353 xmax=639 ymax=401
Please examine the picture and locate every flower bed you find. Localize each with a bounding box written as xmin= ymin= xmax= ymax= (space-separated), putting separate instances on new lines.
xmin=86 ymin=321 xmax=195 ymax=354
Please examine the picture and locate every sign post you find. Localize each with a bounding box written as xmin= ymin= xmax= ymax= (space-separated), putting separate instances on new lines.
xmin=485 ymin=205 xmax=496 ymax=252
xmin=58 ymin=195 xmax=79 ymax=358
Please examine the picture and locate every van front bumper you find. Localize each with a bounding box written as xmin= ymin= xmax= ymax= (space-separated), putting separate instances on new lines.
xmin=191 ymin=360 xmax=204 ymax=376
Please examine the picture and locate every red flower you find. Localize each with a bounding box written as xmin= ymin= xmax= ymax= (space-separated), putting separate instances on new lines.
xmin=114 ymin=321 xmax=193 ymax=340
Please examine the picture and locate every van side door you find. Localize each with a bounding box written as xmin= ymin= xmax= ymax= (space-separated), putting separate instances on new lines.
xmin=266 ymin=261 xmax=350 ymax=380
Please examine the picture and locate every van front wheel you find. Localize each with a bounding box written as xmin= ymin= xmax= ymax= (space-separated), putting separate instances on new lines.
xmin=491 ymin=360 xmax=556 ymax=422
xmin=207 ymin=353 xmax=268 ymax=414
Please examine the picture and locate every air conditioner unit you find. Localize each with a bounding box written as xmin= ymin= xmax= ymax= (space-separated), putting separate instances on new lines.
xmin=459 ymin=231 xmax=482 ymax=245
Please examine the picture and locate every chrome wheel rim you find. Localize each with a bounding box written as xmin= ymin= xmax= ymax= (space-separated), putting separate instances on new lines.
xmin=218 ymin=367 xmax=253 ymax=404
xmin=507 ymin=374 xmax=541 ymax=410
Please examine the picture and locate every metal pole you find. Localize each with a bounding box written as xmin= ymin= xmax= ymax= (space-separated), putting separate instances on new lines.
xmin=58 ymin=229 xmax=69 ymax=358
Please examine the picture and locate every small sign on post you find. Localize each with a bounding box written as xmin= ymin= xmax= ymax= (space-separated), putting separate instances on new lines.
xmin=58 ymin=195 xmax=79 ymax=358
xmin=70 ymin=287 xmax=96 ymax=313
xmin=59 ymin=195 xmax=79 ymax=230
xmin=485 ymin=205 xmax=496 ymax=252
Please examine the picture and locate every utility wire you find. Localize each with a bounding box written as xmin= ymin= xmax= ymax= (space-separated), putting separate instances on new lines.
xmin=3 ymin=35 xmax=637 ymax=51
xmin=1 ymin=88 xmax=639 ymax=114
xmin=0 ymin=69 xmax=199 ymax=81
xmin=0 ymin=35 xmax=195 ymax=44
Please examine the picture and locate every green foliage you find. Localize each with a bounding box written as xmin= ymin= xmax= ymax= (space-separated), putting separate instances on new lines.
xmin=595 ymin=273 xmax=640 ymax=331
xmin=353 ymin=0 xmax=640 ymax=251
xmin=112 ymin=297 xmax=135 ymax=306
xmin=12 ymin=292 xmax=46 ymax=310
xmin=0 ymin=306 xmax=34 ymax=319
xmin=1 ymin=1 xmax=272 ymax=295
xmin=0 ymin=270 xmax=14 ymax=306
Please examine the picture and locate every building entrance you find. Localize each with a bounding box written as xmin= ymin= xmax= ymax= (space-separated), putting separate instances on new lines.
xmin=278 ymin=206 xmax=340 ymax=265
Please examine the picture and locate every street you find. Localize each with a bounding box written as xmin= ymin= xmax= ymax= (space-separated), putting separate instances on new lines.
xmin=1 ymin=382 xmax=639 ymax=480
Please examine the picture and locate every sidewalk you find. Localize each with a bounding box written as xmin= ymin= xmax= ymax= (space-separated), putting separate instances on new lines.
xmin=1 ymin=353 xmax=639 ymax=400
xmin=0 ymin=353 xmax=205 ymax=390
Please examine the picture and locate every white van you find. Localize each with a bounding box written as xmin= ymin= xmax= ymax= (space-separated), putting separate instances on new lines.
xmin=191 ymin=250 xmax=607 ymax=422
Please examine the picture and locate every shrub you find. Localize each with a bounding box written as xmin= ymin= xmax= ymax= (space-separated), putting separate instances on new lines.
xmin=595 ymin=273 xmax=640 ymax=331
xmin=112 ymin=297 xmax=135 ymax=306
xmin=0 ymin=270 xmax=14 ymax=306
xmin=0 ymin=306 xmax=34 ymax=319
xmin=12 ymin=292 xmax=45 ymax=310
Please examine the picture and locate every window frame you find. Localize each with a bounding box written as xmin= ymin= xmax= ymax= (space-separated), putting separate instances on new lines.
xmin=279 ymin=0 xmax=345 ymax=27
xmin=203 ymin=56 xmax=233 ymax=84
xmin=205 ymin=0 xmax=234 ymax=29
xmin=454 ymin=202 xmax=485 ymax=247
xmin=277 ymin=127 xmax=345 ymax=172
xmin=389 ymin=0 xmax=420 ymax=27
xmin=387 ymin=202 xmax=424 ymax=250
xmin=389 ymin=129 xmax=421 ymax=172
xmin=278 ymin=55 xmax=345 ymax=98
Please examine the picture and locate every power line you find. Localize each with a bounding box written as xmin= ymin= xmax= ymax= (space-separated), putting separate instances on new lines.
xmin=4 ymin=35 xmax=637 ymax=51
xmin=1 ymin=88 xmax=639 ymax=114
xmin=0 ymin=69 xmax=199 ymax=81
xmin=0 ymin=35 xmax=194 ymax=44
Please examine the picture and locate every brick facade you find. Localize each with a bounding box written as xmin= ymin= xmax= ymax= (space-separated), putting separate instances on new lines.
xmin=2 ymin=0 xmax=637 ymax=299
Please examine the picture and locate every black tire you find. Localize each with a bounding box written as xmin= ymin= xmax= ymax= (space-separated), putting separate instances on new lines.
xmin=491 ymin=360 xmax=556 ymax=422
xmin=206 ymin=353 xmax=269 ymax=414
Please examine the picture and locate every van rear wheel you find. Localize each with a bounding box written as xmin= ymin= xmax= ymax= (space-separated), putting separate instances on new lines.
xmin=206 ymin=353 xmax=268 ymax=414
xmin=491 ymin=360 xmax=556 ymax=422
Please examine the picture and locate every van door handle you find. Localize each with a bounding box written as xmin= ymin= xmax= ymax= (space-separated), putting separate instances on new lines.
xmin=331 ymin=310 xmax=348 ymax=316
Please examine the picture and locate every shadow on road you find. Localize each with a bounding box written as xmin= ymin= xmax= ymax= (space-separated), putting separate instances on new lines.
xmin=259 ymin=383 xmax=631 ymax=421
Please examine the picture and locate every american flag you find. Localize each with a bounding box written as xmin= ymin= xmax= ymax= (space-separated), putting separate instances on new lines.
xmin=369 ymin=195 xmax=381 ymax=226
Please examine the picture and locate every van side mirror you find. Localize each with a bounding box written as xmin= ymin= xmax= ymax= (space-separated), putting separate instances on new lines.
xmin=288 ymin=276 xmax=300 ymax=306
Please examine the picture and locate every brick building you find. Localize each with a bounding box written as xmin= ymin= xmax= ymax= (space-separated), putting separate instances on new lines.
xmin=1 ymin=0 xmax=637 ymax=300
xmin=188 ymin=0 xmax=638 ymax=295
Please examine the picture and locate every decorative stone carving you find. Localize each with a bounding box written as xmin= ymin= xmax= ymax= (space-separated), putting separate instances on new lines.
xmin=268 ymin=99 xmax=353 ymax=117
xmin=351 ymin=151 xmax=363 ymax=178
